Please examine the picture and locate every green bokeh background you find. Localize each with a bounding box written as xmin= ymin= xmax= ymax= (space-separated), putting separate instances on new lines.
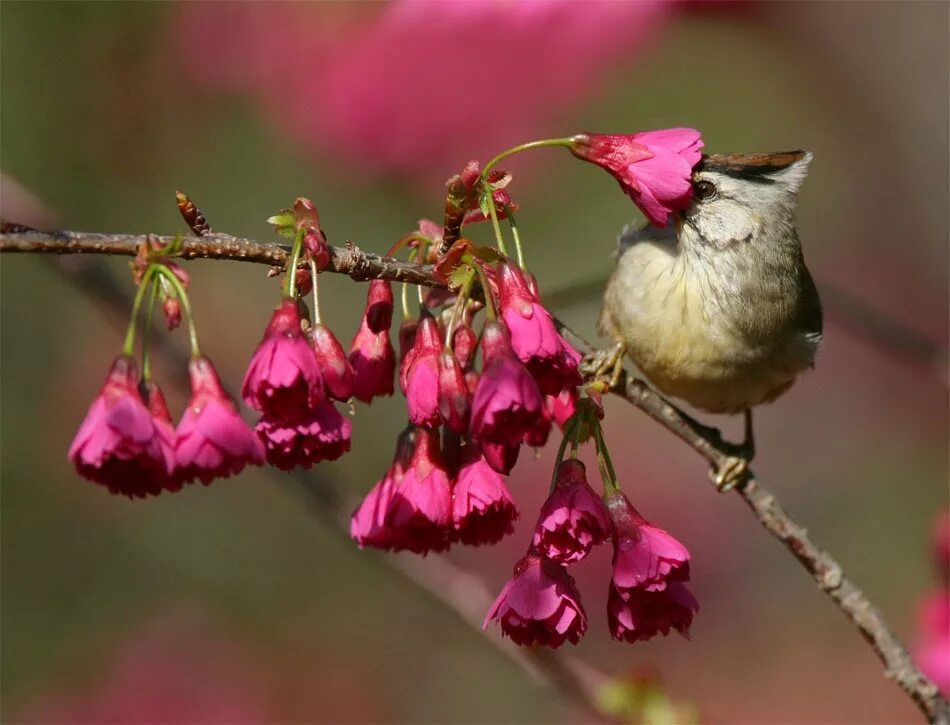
xmin=2 ymin=2 xmax=947 ymax=723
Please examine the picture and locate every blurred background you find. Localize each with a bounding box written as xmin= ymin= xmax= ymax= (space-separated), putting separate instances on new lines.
xmin=1 ymin=2 xmax=947 ymax=723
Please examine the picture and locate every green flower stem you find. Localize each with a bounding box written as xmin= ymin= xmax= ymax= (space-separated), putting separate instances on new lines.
xmin=444 ymin=268 xmax=475 ymax=348
xmin=401 ymin=247 xmax=419 ymax=320
xmin=480 ymin=137 xmax=579 ymax=181
xmin=570 ymin=415 xmax=583 ymax=456
xmin=284 ymin=227 xmax=305 ymax=299
xmin=486 ymin=199 xmax=509 ymax=257
xmin=594 ymin=421 xmax=621 ymax=494
xmin=155 ymin=265 xmax=201 ymax=358
xmin=550 ymin=416 xmax=578 ymax=492
xmin=141 ymin=279 xmax=161 ymax=382
xmin=121 ymin=266 xmax=158 ymax=357
xmin=505 ymin=207 xmax=525 ymax=270
xmin=472 ymin=262 xmax=497 ymax=321
xmin=387 ymin=233 xmax=428 ymax=258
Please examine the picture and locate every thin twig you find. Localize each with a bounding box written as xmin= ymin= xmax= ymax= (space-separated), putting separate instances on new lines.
xmin=0 ymin=227 xmax=439 ymax=286
xmin=3 ymin=226 xmax=947 ymax=723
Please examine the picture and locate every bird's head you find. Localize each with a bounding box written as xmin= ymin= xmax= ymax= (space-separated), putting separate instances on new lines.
xmin=677 ymin=151 xmax=812 ymax=251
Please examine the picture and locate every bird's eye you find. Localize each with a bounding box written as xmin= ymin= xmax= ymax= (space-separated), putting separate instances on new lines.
xmin=693 ymin=180 xmax=717 ymax=202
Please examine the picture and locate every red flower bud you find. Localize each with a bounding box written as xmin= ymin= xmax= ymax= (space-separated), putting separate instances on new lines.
xmin=349 ymin=280 xmax=395 ymax=402
xmin=162 ymin=297 xmax=182 ymax=331
xmin=438 ymin=350 xmax=469 ymax=434
xmin=470 ymin=321 xmax=543 ymax=453
xmin=310 ymin=323 xmax=354 ymax=401
xmin=452 ymin=323 xmax=478 ymax=370
xmin=303 ymin=229 xmax=330 ymax=271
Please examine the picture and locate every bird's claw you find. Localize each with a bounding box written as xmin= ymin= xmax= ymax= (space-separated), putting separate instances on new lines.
xmin=710 ymin=455 xmax=749 ymax=492
xmin=580 ymin=342 xmax=626 ymax=390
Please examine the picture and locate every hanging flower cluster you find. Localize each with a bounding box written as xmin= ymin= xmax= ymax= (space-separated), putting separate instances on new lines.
xmin=69 ymin=238 xmax=264 ymax=497
xmin=483 ymin=403 xmax=698 ymax=647
xmin=68 ymin=128 xmax=704 ymax=649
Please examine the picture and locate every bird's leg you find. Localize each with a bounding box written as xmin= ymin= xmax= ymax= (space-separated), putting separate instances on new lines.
xmin=742 ymin=408 xmax=755 ymax=459
xmin=580 ymin=340 xmax=626 ymax=390
xmin=711 ymin=409 xmax=755 ymax=492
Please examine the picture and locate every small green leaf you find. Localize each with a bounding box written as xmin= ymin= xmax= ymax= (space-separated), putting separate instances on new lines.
xmin=266 ymin=210 xmax=296 ymax=239
xmin=469 ymin=244 xmax=502 ymax=264
xmin=478 ymin=189 xmax=493 ymax=218
xmin=447 ymin=264 xmax=474 ymax=291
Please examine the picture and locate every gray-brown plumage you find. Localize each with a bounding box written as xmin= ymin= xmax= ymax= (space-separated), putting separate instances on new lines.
xmin=599 ymin=151 xmax=822 ymax=416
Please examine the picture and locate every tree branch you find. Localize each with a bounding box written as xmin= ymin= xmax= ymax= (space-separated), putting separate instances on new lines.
xmin=3 ymin=226 xmax=946 ymax=723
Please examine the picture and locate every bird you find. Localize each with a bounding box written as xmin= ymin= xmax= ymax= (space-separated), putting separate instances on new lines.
xmin=595 ymin=151 xmax=822 ymax=487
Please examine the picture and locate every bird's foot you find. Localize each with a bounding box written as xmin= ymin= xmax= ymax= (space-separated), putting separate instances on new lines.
xmin=709 ymin=409 xmax=755 ymax=492
xmin=580 ymin=341 xmax=626 ymax=391
xmin=710 ymin=455 xmax=749 ymax=492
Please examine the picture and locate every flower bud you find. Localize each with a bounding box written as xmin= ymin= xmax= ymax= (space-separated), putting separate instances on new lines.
xmin=349 ymin=280 xmax=395 ymax=402
xmin=162 ymin=297 xmax=182 ymax=331
xmin=438 ymin=350 xmax=469 ymax=434
xmin=310 ymin=323 xmax=354 ymax=401
xmin=401 ymin=314 xmax=442 ymax=428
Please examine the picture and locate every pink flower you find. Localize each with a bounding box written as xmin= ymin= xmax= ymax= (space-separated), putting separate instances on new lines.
xmin=607 ymin=580 xmax=698 ymax=643
xmin=533 ymin=459 xmax=611 ymax=564
xmin=242 ymin=298 xmax=323 ymax=421
xmin=141 ymin=381 xmax=181 ymax=493
xmin=496 ymin=262 xmax=581 ymax=395
xmin=310 ymin=323 xmax=354 ymax=402
xmin=385 ymin=427 xmax=454 ymax=554
xmin=438 ymin=350 xmax=470 ymax=434
xmin=349 ymin=280 xmax=395 ymax=403
xmin=523 ymin=407 xmax=552 ymax=448
xmin=478 ymin=439 xmax=521 ymax=476
xmin=351 ymin=430 xmax=414 ymax=550
xmin=570 ymin=128 xmax=704 ymax=226
xmin=607 ymin=490 xmax=691 ymax=592
xmin=452 ymin=446 xmax=518 ymax=546
xmin=256 ymin=400 xmax=352 ymax=470
xmin=484 ymin=553 xmax=587 ymax=648
xmin=175 ymin=357 xmax=264 ymax=484
xmin=350 ymin=428 xmax=453 ymax=554
xmin=400 ymin=314 xmax=442 ymax=428
xmin=470 ymin=321 xmax=544 ymax=448
xmin=549 ymin=387 xmax=578 ymax=429
xmin=915 ymin=589 xmax=950 ymax=694
xmin=68 ymin=356 xmax=174 ymax=498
